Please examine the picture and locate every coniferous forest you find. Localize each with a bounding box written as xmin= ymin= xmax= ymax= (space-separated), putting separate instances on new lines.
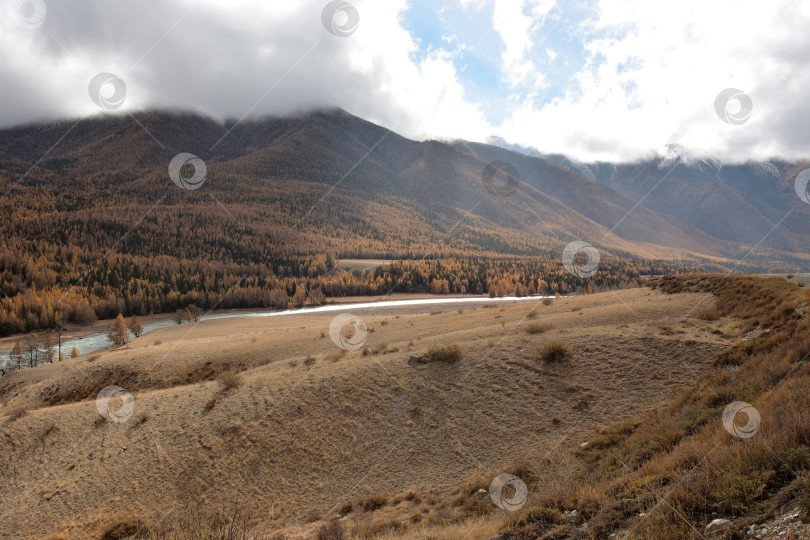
xmin=0 ymin=112 xmax=717 ymax=337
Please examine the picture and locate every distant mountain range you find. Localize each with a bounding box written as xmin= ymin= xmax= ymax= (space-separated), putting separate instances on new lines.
xmin=1 ymin=108 xmax=808 ymax=271
xmin=482 ymin=137 xmax=810 ymax=257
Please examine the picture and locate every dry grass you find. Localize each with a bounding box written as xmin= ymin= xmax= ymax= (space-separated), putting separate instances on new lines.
xmin=128 ymin=504 xmax=252 ymax=539
xmin=4 ymin=404 xmax=31 ymax=421
xmin=0 ymin=286 xmax=735 ymax=539
xmin=497 ymin=274 xmax=810 ymax=539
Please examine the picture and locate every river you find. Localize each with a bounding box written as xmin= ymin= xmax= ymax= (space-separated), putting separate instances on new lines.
xmin=1 ymin=295 xmax=553 ymax=368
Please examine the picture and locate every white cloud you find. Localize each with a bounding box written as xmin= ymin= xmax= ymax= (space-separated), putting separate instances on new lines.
xmin=0 ymin=0 xmax=807 ymax=163
xmin=496 ymin=0 xmax=810 ymax=162
xmin=0 ymin=0 xmax=491 ymax=142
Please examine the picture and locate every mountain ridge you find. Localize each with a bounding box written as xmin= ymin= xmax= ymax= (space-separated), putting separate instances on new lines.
xmin=1 ymin=108 xmax=808 ymax=270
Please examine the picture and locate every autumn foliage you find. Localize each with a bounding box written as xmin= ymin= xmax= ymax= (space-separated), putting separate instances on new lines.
xmin=106 ymin=314 xmax=128 ymax=347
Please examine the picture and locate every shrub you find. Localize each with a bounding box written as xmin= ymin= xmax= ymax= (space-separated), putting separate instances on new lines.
xmin=217 ymin=371 xmax=242 ymax=391
xmin=403 ymin=489 xmax=422 ymax=503
xmin=542 ymin=298 xmax=553 ymax=306
xmin=526 ymin=323 xmax=551 ymax=335
xmin=426 ymin=343 xmax=462 ymax=363
xmin=696 ymin=306 xmax=719 ymax=321
xmin=316 ymin=519 xmax=345 ymax=540
xmin=539 ymin=342 xmax=571 ymax=362
xmin=359 ymin=494 xmax=388 ymax=511
xmin=5 ymin=405 xmax=31 ymax=421
xmin=338 ymin=503 xmax=353 ymax=516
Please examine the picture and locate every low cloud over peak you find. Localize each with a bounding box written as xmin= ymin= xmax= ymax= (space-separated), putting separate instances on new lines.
xmin=1 ymin=0 xmax=808 ymax=162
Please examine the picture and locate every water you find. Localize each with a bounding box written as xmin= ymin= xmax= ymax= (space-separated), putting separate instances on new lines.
xmin=1 ymin=295 xmax=554 ymax=368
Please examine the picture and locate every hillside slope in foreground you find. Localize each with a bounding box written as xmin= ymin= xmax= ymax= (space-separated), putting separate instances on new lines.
xmin=1 ymin=276 xmax=809 ymax=539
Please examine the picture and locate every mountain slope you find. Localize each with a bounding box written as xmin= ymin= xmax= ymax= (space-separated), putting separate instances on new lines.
xmin=1 ymin=109 xmax=809 ymax=279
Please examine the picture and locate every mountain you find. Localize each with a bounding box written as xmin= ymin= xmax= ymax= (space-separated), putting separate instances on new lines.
xmin=5 ymin=109 xmax=808 ymax=263
xmin=484 ymin=138 xmax=810 ymax=254
xmin=1 ymin=109 xmax=809 ymax=335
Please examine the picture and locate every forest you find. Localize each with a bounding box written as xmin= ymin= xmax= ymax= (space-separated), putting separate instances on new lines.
xmin=0 ymin=111 xmax=699 ymax=339
xmin=0 ymin=232 xmax=689 ymax=337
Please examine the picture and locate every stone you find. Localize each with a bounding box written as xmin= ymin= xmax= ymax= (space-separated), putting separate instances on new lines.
xmin=706 ymin=519 xmax=732 ymax=533
xmin=408 ymin=355 xmax=428 ymax=366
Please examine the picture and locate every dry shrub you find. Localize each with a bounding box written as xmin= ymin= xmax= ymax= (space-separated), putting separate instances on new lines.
xmin=4 ymin=405 xmax=31 ymax=421
xmin=526 ymin=323 xmax=551 ymax=335
xmin=217 ymin=371 xmax=242 ymax=391
xmin=502 ymin=507 xmax=565 ymax=539
xmin=696 ymin=306 xmax=720 ymax=321
xmin=538 ymin=342 xmax=570 ymax=362
xmin=426 ymin=343 xmax=462 ymax=363
xmin=337 ymin=502 xmax=353 ymax=516
xmin=316 ymin=519 xmax=345 ymax=540
xmin=135 ymin=504 xmax=252 ymax=539
xmin=359 ymin=493 xmax=388 ymax=512
xmin=100 ymin=520 xmax=148 ymax=540
xmin=459 ymin=495 xmax=491 ymax=518
xmin=349 ymin=516 xmax=404 ymax=538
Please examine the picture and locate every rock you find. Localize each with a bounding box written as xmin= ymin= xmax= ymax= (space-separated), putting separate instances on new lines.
xmin=706 ymin=519 xmax=732 ymax=533
xmin=747 ymin=524 xmax=755 ymax=536
xmin=408 ymin=355 xmax=427 ymax=366
xmin=580 ymin=441 xmax=589 ymax=448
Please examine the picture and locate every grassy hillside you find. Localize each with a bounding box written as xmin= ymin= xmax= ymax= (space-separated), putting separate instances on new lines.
xmin=491 ymin=274 xmax=810 ymax=539
xmin=0 ymin=286 xmax=735 ymax=539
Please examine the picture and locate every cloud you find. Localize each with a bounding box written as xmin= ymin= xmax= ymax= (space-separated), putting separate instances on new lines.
xmin=0 ymin=0 xmax=491 ymax=141
xmin=0 ymin=0 xmax=808 ymax=163
xmin=496 ymin=0 xmax=810 ymax=162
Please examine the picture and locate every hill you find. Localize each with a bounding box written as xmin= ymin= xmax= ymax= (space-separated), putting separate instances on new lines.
xmin=0 ymin=284 xmax=732 ymax=539
xmin=2 ymin=275 xmax=809 ymax=539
